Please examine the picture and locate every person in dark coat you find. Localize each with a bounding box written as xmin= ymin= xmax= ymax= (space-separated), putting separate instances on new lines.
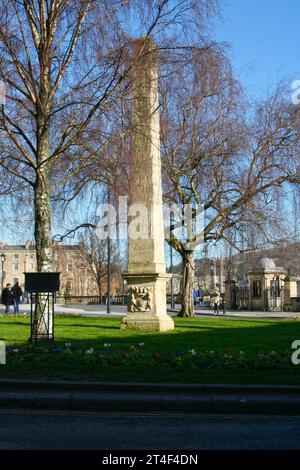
xmin=11 ymin=281 xmax=23 ymax=314
xmin=1 ymin=283 xmax=13 ymax=314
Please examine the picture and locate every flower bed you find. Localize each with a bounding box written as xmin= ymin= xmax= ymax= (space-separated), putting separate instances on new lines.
xmin=6 ymin=343 xmax=293 ymax=371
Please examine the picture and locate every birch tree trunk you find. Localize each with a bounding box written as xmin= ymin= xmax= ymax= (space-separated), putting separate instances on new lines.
xmin=32 ymin=165 xmax=53 ymax=340
xmin=34 ymin=168 xmax=52 ymax=272
xmin=33 ymin=83 xmax=53 ymax=339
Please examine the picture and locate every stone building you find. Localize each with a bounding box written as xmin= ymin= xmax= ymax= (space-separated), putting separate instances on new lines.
xmin=0 ymin=241 xmax=36 ymax=290
xmin=283 ymin=274 xmax=300 ymax=312
xmin=247 ymin=258 xmax=286 ymax=310
xmin=52 ymin=243 xmax=99 ymax=297
xmin=0 ymin=241 xmax=99 ymax=296
xmin=225 ymin=258 xmax=290 ymax=311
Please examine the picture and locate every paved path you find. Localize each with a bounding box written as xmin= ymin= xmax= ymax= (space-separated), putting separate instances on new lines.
xmin=2 ymin=383 xmax=300 ymax=415
xmin=0 ymin=410 xmax=300 ymax=449
xmin=2 ymin=303 xmax=299 ymax=319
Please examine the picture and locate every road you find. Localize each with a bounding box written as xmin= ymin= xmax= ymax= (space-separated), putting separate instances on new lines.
xmin=0 ymin=410 xmax=300 ymax=449
xmin=2 ymin=303 xmax=300 ymax=319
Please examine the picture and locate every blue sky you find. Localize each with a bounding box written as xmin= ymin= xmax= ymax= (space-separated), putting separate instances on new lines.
xmin=214 ymin=0 xmax=300 ymax=100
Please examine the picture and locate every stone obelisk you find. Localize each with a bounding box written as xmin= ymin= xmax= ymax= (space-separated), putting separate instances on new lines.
xmin=121 ymin=38 xmax=174 ymax=331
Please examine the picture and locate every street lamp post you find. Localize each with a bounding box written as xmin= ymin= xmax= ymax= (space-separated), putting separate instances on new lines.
xmin=23 ymin=254 xmax=28 ymax=289
xmin=122 ymin=279 xmax=127 ymax=305
xmin=107 ymin=235 xmax=111 ymax=314
xmin=0 ymin=253 xmax=5 ymax=292
xmin=170 ymin=212 xmax=175 ymax=309
xmin=106 ymin=187 xmax=111 ymax=314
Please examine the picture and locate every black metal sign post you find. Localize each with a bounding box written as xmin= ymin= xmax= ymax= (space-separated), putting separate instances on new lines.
xmin=25 ymin=272 xmax=60 ymax=343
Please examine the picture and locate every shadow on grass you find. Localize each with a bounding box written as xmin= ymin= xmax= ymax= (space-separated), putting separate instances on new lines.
xmin=1 ymin=315 xmax=300 ymax=385
xmin=1 ymin=315 xmax=299 ymax=352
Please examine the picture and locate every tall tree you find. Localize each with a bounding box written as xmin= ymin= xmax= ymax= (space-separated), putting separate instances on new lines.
xmin=161 ymin=53 xmax=300 ymax=316
xmin=78 ymin=228 xmax=126 ymax=299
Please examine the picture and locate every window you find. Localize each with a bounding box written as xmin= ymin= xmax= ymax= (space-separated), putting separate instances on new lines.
xmin=270 ymin=276 xmax=281 ymax=297
xmin=14 ymin=254 xmax=18 ymax=259
xmin=30 ymin=253 xmax=34 ymax=259
xmin=14 ymin=264 xmax=19 ymax=271
xmin=67 ymin=264 xmax=73 ymax=272
xmin=30 ymin=263 xmax=34 ymax=270
xmin=252 ymin=280 xmax=262 ymax=298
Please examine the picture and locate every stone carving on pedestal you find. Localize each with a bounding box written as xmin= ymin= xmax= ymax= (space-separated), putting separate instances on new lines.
xmin=128 ymin=286 xmax=153 ymax=312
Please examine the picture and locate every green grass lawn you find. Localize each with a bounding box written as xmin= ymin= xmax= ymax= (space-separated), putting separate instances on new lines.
xmin=0 ymin=314 xmax=300 ymax=384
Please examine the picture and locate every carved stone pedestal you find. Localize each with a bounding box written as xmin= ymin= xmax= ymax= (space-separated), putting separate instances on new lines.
xmin=121 ymin=273 xmax=174 ymax=331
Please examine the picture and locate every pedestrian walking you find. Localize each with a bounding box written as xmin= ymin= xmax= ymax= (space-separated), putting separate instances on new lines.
xmin=1 ymin=283 xmax=13 ymax=314
xmin=193 ymin=288 xmax=198 ymax=305
xmin=213 ymin=289 xmax=220 ymax=315
xmin=11 ymin=281 xmax=23 ymax=314
xmin=198 ymin=289 xmax=203 ymax=305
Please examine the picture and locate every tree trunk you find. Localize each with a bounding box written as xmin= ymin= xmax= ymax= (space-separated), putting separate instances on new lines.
xmin=31 ymin=60 xmax=53 ymax=341
xmin=32 ymin=165 xmax=53 ymax=341
xmin=97 ymin=273 xmax=102 ymax=302
xmin=34 ymin=168 xmax=52 ymax=272
xmin=179 ymin=250 xmax=195 ymax=317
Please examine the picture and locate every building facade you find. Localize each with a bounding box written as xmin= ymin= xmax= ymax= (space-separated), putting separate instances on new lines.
xmin=0 ymin=241 xmax=99 ymax=296
xmin=223 ymin=258 xmax=300 ymax=311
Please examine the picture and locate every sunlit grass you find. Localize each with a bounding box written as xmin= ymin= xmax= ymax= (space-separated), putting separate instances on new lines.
xmin=0 ymin=314 xmax=299 ymax=384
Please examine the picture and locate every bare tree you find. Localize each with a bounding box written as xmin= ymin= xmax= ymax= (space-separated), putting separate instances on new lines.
xmin=79 ymin=230 xmax=108 ymax=299
xmin=161 ymin=51 xmax=300 ymax=316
